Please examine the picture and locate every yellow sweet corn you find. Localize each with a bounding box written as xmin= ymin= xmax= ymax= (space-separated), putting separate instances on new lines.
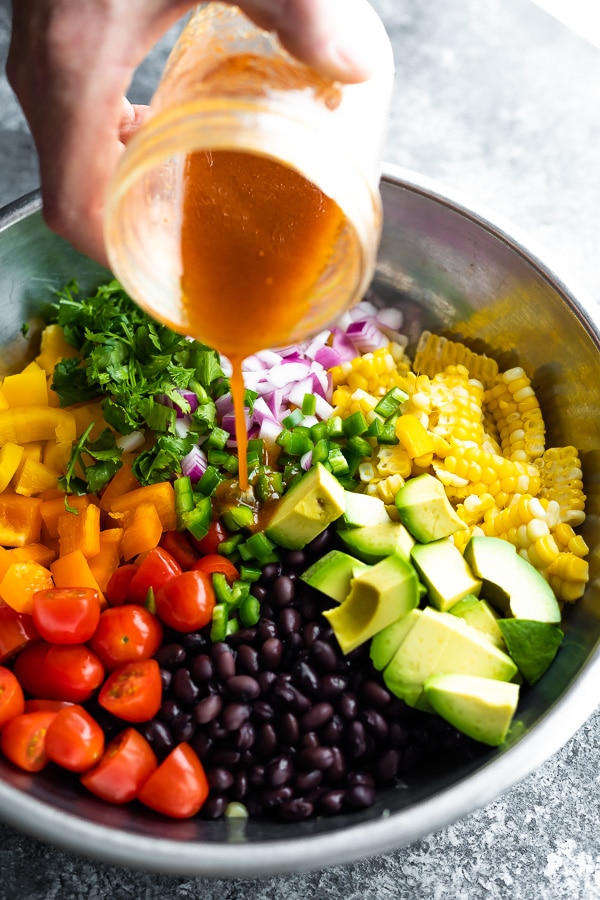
xmin=536 ymin=446 xmax=586 ymax=526
xmin=412 ymin=331 xmax=499 ymax=388
xmin=485 ymin=367 xmax=545 ymax=462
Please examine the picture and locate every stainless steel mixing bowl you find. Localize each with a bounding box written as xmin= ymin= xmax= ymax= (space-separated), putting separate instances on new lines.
xmin=0 ymin=165 xmax=599 ymax=876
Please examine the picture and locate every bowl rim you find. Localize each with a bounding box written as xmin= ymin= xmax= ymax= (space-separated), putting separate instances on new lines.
xmin=1 ymin=166 xmax=599 ymax=877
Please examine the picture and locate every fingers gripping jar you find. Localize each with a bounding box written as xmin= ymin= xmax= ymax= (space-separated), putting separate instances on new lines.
xmin=104 ymin=2 xmax=395 ymax=361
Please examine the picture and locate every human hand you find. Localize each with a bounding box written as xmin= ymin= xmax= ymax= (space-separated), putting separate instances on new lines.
xmin=7 ymin=0 xmax=384 ymax=267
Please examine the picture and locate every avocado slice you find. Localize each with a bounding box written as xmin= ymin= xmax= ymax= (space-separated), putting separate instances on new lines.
xmin=410 ymin=538 xmax=482 ymax=612
xmin=464 ymin=535 xmax=561 ymax=623
xmin=300 ymin=549 xmax=369 ymax=604
xmin=323 ymin=552 xmax=419 ymax=654
xmin=264 ymin=462 xmax=346 ymax=550
xmin=383 ymin=606 xmax=518 ymax=709
xmin=450 ymin=595 xmax=506 ymax=649
xmin=336 ymin=521 xmax=415 ymax=564
xmin=370 ymin=608 xmax=422 ymax=671
xmin=394 ymin=473 xmax=468 ymax=543
xmin=423 ymin=673 xmax=520 ymax=746
xmin=497 ymin=618 xmax=564 ymax=685
xmin=342 ymin=491 xmax=391 ymax=527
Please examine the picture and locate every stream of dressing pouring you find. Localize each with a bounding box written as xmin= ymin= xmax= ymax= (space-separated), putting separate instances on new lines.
xmin=528 ymin=0 xmax=600 ymax=48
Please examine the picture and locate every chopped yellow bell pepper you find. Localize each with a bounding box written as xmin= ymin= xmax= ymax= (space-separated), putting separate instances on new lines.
xmin=51 ymin=549 xmax=105 ymax=607
xmin=0 ymin=560 xmax=54 ymax=614
xmin=395 ymin=414 xmax=435 ymax=459
xmin=35 ymin=323 xmax=79 ymax=375
xmin=0 ymin=406 xmax=76 ymax=445
xmin=2 ymin=363 xmax=48 ymax=407
xmin=13 ymin=457 xmax=60 ymax=497
xmin=0 ymin=442 xmax=24 ymax=492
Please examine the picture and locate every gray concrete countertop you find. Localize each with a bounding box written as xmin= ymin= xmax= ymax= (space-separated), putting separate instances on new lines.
xmin=1 ymin=1 xmax=600 ymax=897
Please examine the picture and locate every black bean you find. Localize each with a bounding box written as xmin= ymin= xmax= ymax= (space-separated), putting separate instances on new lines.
xmin=227 ymin=627 xmax=258 ymax=649
xmin=298 ymin=746 xmax=334 ymax=771
xmin=190 ymin=653 xmax=214 ymax=683
xmin=292 ymin=660 xmax=320 ymax=695
xmin=319 ymin=674 xmax=348 ymax=700
xmin=295 ymin=769 xmax=322 ymax=792
xmin=321 ymin=714 xmax=344 ymax=746
xmin=260 ymin=786 xmax=294 ymax=810
xmin=346 ymin=720 xmax=368 ymax=760
xmin=272 ymin=680 xmax=311 ymax=712
xmin=194 ymin=694 xmax=223 ymax=724
xmin=327 ymin=746 xmax=346 ymax=783
xmin=172 ymin=714 xmax=195 ymax=743
xmin=338 ymin=692 xmax=358 ymax=721
xmin=172 ymin=668 xmax=199 ymax=705
xmin=361 ymin=708 xmax=389 ymax=740
xmin=278 ymin=607 xmax=301 ymax=635
xmin=215 ymin=651 xmax=236 ymax=681
xmin=211 ymin=641 xmax=234 ymax=660
xmin=304 ymin=529 xmax=333 ymax=558
xmin=266 ymin=754 xmax=294 ymax=788
xmin=236 ymin=722 xmax=257 ymax=751
xmin=361 ymin=680 xmax=391 ymax=708
xmin=300 ymin=730 xmax=319 ymax=750
xmin=257 ymin=618 xmax=277 ymax=642
xmin=182 ymin=632 xmax=207 ymax=654
xmin=257 ymin=670 xmax=277 ymax=694
xmin=139 ymin=720 xmax=174 ymax=757
xmin=281 ymin=550 xmax=306 ymax=570
xmin=376 ymin=749 xmax=400 ymax=782
xmin=259 ymin=637 xmax=283 ymax=670
xmin=348 ymin=771 xmax=374 ymax=788
xmin=252 ymin=700 xmax=274 ymax=721
xmin=222 ymin=702 xmax=251 ymax=732
xmin=389 ymin=722 xmax=410 ymax=750
xmin=346 ymin=783 xmax=376 ymax=809
xmin=236 ymin=644 xmax=260 ymax=675
xmin=302 ymin=621 xmax=321 ymax=646
xmin=256 ymin=722 xmax=278 ymax=758
xmin=210 ymin=749 xmax=241 ymax=768
xmin=207 ymin=767 xmax=235 ymax=792
xmin=300 ymin=595 xmax=320 ymax=622
xmin=310 ymin=639 xmax=338 ymax=673
xmin=159 ymin=668 xmax=172 ymax=692
xmin=190 ymin=732 xmax=213 ymax=761
xmin=317 ymin=789 xmax=346 ymax=815
xmin=258 ymin=562 xmax=282 ymax=586
xmin=280 ymin=798 xmax=314 ymax=821
xmin=300 ymin=702 xmax=334 ymax=732
xmin=226 ymin=674 xmax=260 ymax=701
xmin=271 ymin=575 xmax=296 ymax=608
xmin=233 ymin=770 xmax=249 ymax=799
xmin=251 ymin=584 xmax=269 ymax=603
xmin=158 ymin=699 xmax=183 ymax=725
xmin=201 ymin=794 xmax=228 ymax=820
xmin=249 ymin=764 xmax=266 ymax=787
xmin=278 ymin=711 xmax=300 ymax=746
xmin=155 ymin=643 xmax=186 ymax=669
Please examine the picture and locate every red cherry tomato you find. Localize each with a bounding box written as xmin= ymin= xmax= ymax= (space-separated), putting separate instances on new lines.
xmin=44 ymin=704 xmax=105 ymax=772
xmin=0 ymin=666 xmax=25 ymax=730
xmin=0 ymin=710 xmax=57 ymax=772
xmin=160 ymin=531 xmax=199 ymax=571
xmin=127 ymin=548 xmax=182 ymax=605
xmin=190 ymin=519 xmax=228 ymax=556
xmin=192 ymin=554 xmax=240 ymax=585
xmin=13 ymin=642 xmax=105 ymax=703
xmin=154 ymin=570 xmax=216 ymax=633
xmin=137 ymin=742 xmax=209 ymax=818
xmin=88 ymin=605 xmax=164 ymax=672
xmin=105 ymin=564 xmax=138 ymax=607
xmin=98 ymin=659 xmax=162 ymax=723
xmin=31 ymin=587 xmax=101 ymax=644
xmin=0 ymin=605 xmax=40 ymax=663
xmin=80 ymin=728 xmax=158 ymax=804
xmin=24 ymin=699 xmax=74 ymax=714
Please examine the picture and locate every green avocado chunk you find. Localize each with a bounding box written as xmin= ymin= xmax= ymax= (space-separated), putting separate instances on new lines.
xmin=369 ymin=608 xmax=422 ymax=671
xmin=336 ymin=521 xmax=415 ymax=564
xmin=450 ymin=595 xmax=506 ymax=649
xmin=300 ymin=549 xmax=369 ymax=604
xmin=264 ymin=462 xmax=346 ymax=550
xmin=410 ymin=538 xmax=482 ymax=612
xmin=323 ymin=552 xmax=419 ymax=654
xmin=423 ymin=673 xmax=520 ymax=746
xmin=497 ymin=618 xmax=564 ymax=684
xmin=342 ymin=491 xmax=391 ymax=527
xmin=394 ymin=473 xmax=467 ymax=543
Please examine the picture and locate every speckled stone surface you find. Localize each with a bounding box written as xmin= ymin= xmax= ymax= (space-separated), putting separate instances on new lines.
xmin=1 ymin=0 xmax=600 ymax=897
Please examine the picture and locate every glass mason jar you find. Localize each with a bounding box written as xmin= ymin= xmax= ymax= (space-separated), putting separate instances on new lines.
xmin=104 ymin=2 xmax=395 ymax=361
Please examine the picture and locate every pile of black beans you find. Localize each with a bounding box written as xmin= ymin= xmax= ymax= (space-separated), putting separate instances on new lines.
xmin=134 ymin=529 xmax=483 ymax=822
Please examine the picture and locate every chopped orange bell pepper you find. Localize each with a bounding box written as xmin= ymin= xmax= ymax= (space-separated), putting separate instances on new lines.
xmin=0 ymin=495 xmax=43 ymax=547
xmin=99 ymin=463 xmax=141 ymax=510
xmin=9 ymin=543 xmax=57 ymax=568
xmin=57 ymin=503 xmax=102 ymax=559
xmin=0 ymin=560 xmax=54 ymax=614
xmin=121 ymin=501 xmax=163 ymax=561
xmin=40 ymin=494 xmax=92 ymax=539
xmin=88 ymin=528 xmax=123 ymax=591
xmin=50 ymin=549 xmax=105 ymax=607
xmin=107 ymin=481 xmax=176 ymax=533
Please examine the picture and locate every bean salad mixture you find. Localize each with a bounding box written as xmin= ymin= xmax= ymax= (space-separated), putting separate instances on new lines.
xmin=0 ymin=279 xmax=588 ymax=822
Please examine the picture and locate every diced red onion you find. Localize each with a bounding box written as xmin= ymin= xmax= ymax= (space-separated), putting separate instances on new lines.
xmin=300 ymin=450 xmax=313 ymax=471
xmin=375 ymin=307 xmax=404 ymax=330
xmin=314 ymin=395 xmax=335 ymax=420
xmin=346 ymin=319 xmax=388 ymax=353
xmin=116 ymin=431 xmax=145 ymax=452
xmin=259 ymin=417 xmax=283 ymax=444
xmin=181 ymin=445 xmax=208 ymax=482
xmin=216 ymin=394 xmax=234 ymax=417
xmin=314 ymin=346 xmax=342 ymax=369
xmin=174 ymin=417 xmax=192 ymax=438
xmin=331 ymin=328 xmax=359 ymax=362
xmin=287 ymin=376 xmax=315 ymax=408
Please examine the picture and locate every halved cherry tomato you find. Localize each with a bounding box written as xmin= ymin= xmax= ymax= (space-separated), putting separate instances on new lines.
xmin=0 ymin=605 xmax=40 ymax=663
xmin=24 ymin=699 xmax=74 ymax=714
xmin=0 ymin=666 xmax=25 ymax=730
xmin=105 ymin=564 xmax=138 ymax=607
xmin=154 ymin=570 xmax=215 ymax=632
xmin=160 ymin=531 xmax=199 ymax=571
xmin=32 ymin=587 xmax=101 ymax=644
xmin=44 ymin=705 xmax=105 ymax=772
xmin=98 ymin=659 xmax=162 ymax=723
xmin=190 ymin=519 xmax=228 ymax=556
xmin=137 ymin=742 xmax=209 ymax=818
xmin=192 ymin=554 xmax=239 ymax=585
xmin=127 ymin=548 xmax=182 ymax=606
xmin=0 ymin=710 xmax=57 ymax=771
xmin=88 ymin=605 xmax=164 ymax=672
xmin=13 ymin=642 xmax=105 ymax=703
xmin=80 ymin=728 xmax=158 ymax=804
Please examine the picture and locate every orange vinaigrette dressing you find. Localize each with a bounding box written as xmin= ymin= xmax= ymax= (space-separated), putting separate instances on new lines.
xmin=179 ymin=149 xmax=347 ymax=491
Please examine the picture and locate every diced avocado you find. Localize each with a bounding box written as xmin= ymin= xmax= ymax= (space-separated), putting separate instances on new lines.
xmin=300 ymin=549 xmax=369 ymax=604
xmin=264 ymin=462 xmax=345 ymax=550
xmin=323 ymin=552 xmax=419 ymax=654
xmin=423 ymin=673 xmax=520 ymax=746
xmin=450 ymin=596 xmax=506 ymax=649
xmin=370 ymin=608 xmax=422 ymax=671
xmin=383 ymin=606 xmax=517 ymax=709
xmin=342 ymin=491 xmax=391 ymax=527
xmin=336 ymin=521 xmax=415 ymax=564
xmin=464 ymin=535 xmax=561 ymax=623
xmin=497 ymin=619 xmax=564 ymax=685
xmin=394 ymin=473 xmax=468 ymax=543
xmin=410 ymin=538 xmax=482 ymax=612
